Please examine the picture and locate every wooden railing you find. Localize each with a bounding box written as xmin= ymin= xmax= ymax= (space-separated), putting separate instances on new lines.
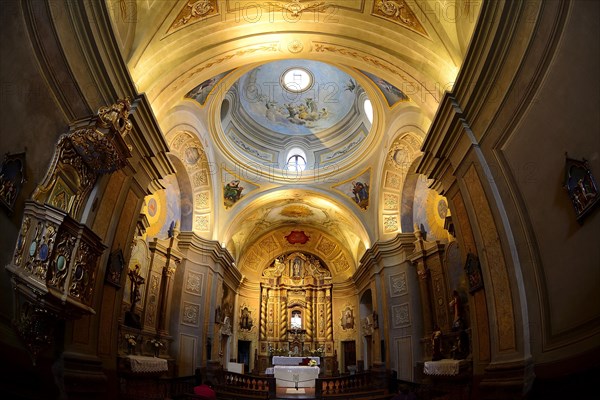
xmin=213 ymin=370 xmax=276 ymax=399
xmin=315 ymin=371 xmax=391 ymax=398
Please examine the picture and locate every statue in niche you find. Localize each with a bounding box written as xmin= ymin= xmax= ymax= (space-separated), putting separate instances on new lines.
xmin=291 ymin=310 xmax=302 ymax=329
xmin=292 ymin=256 xmax=302 ymax=277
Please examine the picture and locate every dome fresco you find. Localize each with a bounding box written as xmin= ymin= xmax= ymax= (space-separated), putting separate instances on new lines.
xmin=237 ymin=60 xmax=362 ymax=135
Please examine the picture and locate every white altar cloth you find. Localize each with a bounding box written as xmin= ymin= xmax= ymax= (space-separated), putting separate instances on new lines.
xmin=273 ymin=366 xmax=320 ymax=388
xmin=423 ymin=359 xmax=468 ymax=376
xmin=272 ymin=356 xmax=320 ymax=365
xmin=126 ymin=355 xmax=168 ymax=373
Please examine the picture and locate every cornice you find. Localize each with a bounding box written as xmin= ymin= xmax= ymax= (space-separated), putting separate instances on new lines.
xmin=357 ymin=233 xmax=416 ymax=274
xmin=177 ymin=231 xmax=236 ymax=268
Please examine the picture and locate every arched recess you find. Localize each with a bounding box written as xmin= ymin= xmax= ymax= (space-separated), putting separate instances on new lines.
xmin=379 ymin=132 xmax=423 ymax=238
xmin=359 ymin=289 xmax=375 ymax=370
xmin=400 ymin=156 xmax=453 ymax=242
xmin=167 ymin=155 xmax=194 ymax=231
xmin=165 ymin=130 xmax=213 ymax=238
xmin=400 ymin=156 xmax=422 ymax=233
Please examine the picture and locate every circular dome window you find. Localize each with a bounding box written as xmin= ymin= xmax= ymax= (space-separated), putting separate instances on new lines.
xmin=281 ymin=67 xmax=314 ymax=93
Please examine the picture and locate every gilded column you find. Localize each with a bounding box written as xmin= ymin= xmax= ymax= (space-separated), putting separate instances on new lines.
xmin=260 ymin=287 xmax=268 ymax=341
xmin=279 ymin=291 xmax=287 ymax=341
xmin=325 ymin=288 xmax=333 ymax=341
xmin=305 ymin=290 xmax=313 ymax=341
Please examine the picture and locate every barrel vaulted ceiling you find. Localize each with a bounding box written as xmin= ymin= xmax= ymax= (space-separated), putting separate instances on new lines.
xmin=107 ymin=0 xmax=479 ymax=279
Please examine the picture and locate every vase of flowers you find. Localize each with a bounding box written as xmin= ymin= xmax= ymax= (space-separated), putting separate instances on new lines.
xmin=124 ymin=334 xmax=137 ymax=355
xmin=308 ymin=359 xmax=317 ymax=367
xmin=149 ymin=338 xmax=164 ymax=357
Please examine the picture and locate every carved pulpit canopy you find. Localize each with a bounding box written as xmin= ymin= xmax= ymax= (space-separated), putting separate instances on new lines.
xmin=32 ymin=98 xmax=133 ymax=219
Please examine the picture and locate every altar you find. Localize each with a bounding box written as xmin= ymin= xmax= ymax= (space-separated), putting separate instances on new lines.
xmin=272 ymin=356 xmax=320 ymax=365
xmin=273 ymin=365 xmax=320 ymax=388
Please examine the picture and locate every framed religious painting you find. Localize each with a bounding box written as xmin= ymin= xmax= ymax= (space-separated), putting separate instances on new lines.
xmin=564 ymin=155 xmax=600 ymax=223
xmin=464 ymin=252 xmax=483 ymax=293
xmin=0 ymin=152 xmax=27 ymax=214
xmin=105 ymin=249 xmax=125 ymax=288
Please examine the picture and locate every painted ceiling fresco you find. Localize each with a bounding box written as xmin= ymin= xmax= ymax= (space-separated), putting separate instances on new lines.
xmin=236 ymin=60 xmax=361 ymax=135
xmin=359 ymin=69 xmax=409 ymax=107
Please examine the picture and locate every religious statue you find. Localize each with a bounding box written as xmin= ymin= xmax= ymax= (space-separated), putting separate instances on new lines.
xmin=431 ymin=326 xmax=443 ymax=361
xmin=292 ymin=257 xmax=302 ymax=277
xmin=125 ymin=264 xmax=145 ymax=328
xmin=128 ymin=264 xmax=145 ymax=311
xmin=449 ymin=290 xmax=464 ymax=331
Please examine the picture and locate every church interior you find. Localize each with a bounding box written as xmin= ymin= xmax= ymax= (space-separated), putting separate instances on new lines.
xmin=0 ymin=1 xmax=599 ymax=399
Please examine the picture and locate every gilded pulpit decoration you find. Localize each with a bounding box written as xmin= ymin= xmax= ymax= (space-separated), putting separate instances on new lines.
xmin=169 ymin=0 xmax=219 ymax=32
xmin=5 ymin=98 xmax=132 ymax=364
xmin=372 ymin=0 xmax=428 ymax=36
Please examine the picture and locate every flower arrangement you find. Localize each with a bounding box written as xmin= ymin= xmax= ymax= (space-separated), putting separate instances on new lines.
xmin=149 ymin=338 xmax=164 ymax=348
xmin=307 ymin=346 xmax=324 ymax=357
xmin=308 ymin=359 xmax=317 ymax=367
xmin=124 ymin=334 xmax=137 ymax=347
xmin=268 ymin=346 xmax=288 ymax=356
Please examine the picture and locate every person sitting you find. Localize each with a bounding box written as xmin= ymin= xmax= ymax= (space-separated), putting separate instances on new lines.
xmin=193 ymin=374 xmax=216 ymax=400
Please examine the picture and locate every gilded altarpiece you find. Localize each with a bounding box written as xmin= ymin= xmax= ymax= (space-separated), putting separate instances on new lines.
xmin=256 ymin=252 xmax=336 ymax=375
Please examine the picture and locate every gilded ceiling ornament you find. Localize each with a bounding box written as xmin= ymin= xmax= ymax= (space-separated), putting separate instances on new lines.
xmin=285 ymin=230 xmax=310 ymax=244
xmin=387 ymin=143 xmax=411 ymax=170
xmin=280 ymin=204 xmax=313 ymax=218
xmin=383 ymin=192 xmax=399 ymax=210
xmin=383 ymin=215 xmax=399 ymax=232
xmin=173 ymin=43 xmax=279 ymax=93
xmin=287 ymin=39 xmax=304 ymax=54
xmin=316 ymin=237 xmax=336 ymax=256
xmin=169 ymin=0 xmax=218 ymax=31
xmin=267 ymin=0 xmax=329 ymax=18
xmin=372 ymin=0 xmax=428 ymax=36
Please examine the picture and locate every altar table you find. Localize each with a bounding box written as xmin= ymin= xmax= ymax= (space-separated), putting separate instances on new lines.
xmin=423 ymin=359 xmax=469 ymax=376
xmin=125 ymin=355 xmax=168 ymax=373
xmin=273 ymin=365 xmax=320 ymax=388
xmin=272 ymin=356 xmax=320 ymax=365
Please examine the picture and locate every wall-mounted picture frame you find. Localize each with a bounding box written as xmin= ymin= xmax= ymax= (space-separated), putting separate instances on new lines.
xmin=0 ymin=152 xmax=27 ymax=214
xmin=464 ymin=252 xmax=483 ymax=293
xmin=105 ymin=249 xmax=125 ymax=288
xmin=564 ymin=155 xmax=599 ymax=223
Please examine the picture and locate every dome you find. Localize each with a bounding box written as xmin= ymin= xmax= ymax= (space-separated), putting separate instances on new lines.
xmin=220 ymin=60 xmax=373 ymax=173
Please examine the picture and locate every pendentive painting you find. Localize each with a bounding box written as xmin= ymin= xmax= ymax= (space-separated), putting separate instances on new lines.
xmin=333 ymin=169 xmax=371 ymax=210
